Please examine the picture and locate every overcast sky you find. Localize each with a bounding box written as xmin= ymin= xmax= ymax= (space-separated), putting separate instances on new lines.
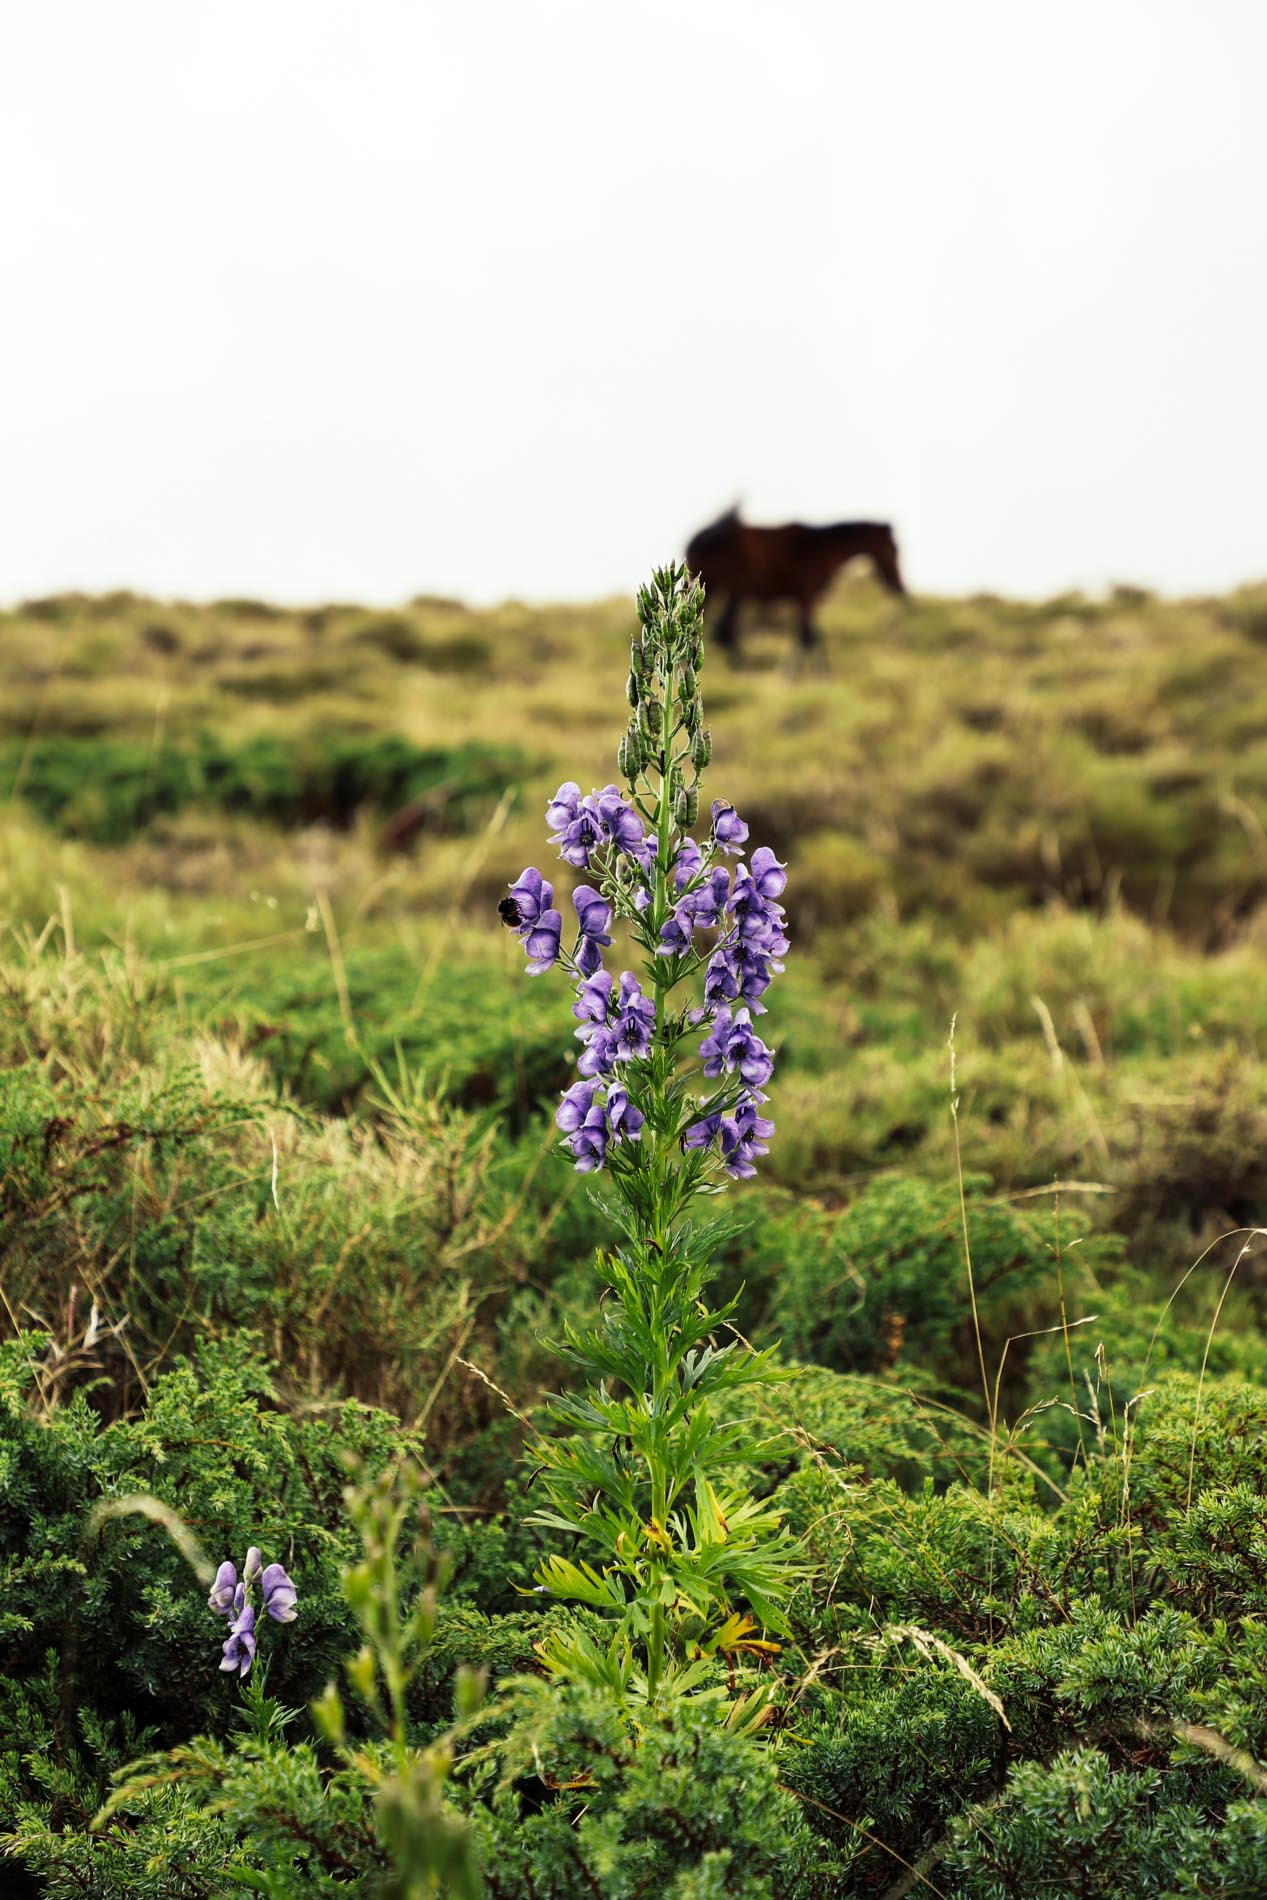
xmin=3 ymin=1 xmax=1265 ymax=605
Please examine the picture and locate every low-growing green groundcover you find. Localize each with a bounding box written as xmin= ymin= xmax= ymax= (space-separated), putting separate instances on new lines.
xmin=5 ymin=1337 xmax=1267 ymax=1895
xmin=0 ymin=729 xmax=532 ymax=844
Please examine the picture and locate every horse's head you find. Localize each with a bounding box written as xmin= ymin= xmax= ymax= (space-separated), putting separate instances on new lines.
xmin=870 ymin=524 xmax=907 ymax=597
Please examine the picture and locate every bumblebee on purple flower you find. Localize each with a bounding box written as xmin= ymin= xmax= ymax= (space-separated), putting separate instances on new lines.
xmin=500 ymin=584 xmax=787 ymax=1186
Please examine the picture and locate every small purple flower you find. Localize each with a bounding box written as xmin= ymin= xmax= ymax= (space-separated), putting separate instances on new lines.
xmin=698 ymin=1006 xmax=775 ymax=1091
xmin=261 ymin=1562 xmax=298 ymax=1624
xmin=594 ymin=786 xmax=648 ymax=858
xmin=612 ymin=973 xmax=655 ymax=1059
xmin=683 ymin=866 xmax=731 ymax=930
xmin=545 ymin=782 xmax=582 ymax=838
xmin=728 ymin=863 xmax=789 ymax=950
xmin=208 ymin=1561 xmax=239 ymax=1618
xmin=501 ymin=867 xmax=562 ymax=973
xmin=573 ymin=886 xmax=613 ymax=976
xmin=568 ymin=1101 xmax=611 ymax=1172
xmin=502 ymin=867 xmax=554 ymax=929
xmin=683 ymin=1109 xmax=723 ymax=1151
xmin=657 ymin=908 xmax=694 ymax=958
xmin=209 ymin=1546 xmax=298 ymax=1675
xmin=557 ymin=1080 xmax=597 ymax=1134
xmin=673 ymin=837 xmax=704 ymax=894
xmin=524 ymin=908 xmax=563 ymax=974
xmin=573 ymin=969 xmax=614 ymax=1029
xmin=220 ymin=1602 xmax=257 ymax=1677
xmin=577 ymin=1027 xmax=619 ymax=1078
xmin=718 ymin=1099 xmax=775 ymax=1179
xmin=606 ymin=1087 xmax=644 ymax=1142
xmin=748 ymin=846 xmax=787 ymax=900
xmin=711 ymin=800 xmax=749 ymax=855
xmin=704 ymin=946 xmax=741 ymax=1008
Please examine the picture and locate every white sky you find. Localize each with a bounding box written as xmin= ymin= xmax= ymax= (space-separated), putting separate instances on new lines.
xmin=3 ymin=1 xmax=1265 ymax=605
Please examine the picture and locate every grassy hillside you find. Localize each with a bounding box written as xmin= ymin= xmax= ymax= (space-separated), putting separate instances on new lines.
xmin=6 ymin=574 xmax=1267 ymax=1895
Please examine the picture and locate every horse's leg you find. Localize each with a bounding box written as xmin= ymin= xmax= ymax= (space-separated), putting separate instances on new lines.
xmin=797 ymin=599 xmax=827 ymax=666
xmin=713 ymin=595 xmax=741 ymax=660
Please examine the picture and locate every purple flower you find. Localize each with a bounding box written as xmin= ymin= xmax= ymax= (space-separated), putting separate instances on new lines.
xmin=502 ymin=867 xmax=554 ymax=929
xmin=748 ymin=846 xmax=787 ymax=900
xmin=728 ymin=863 xmax=789 ymax=953
xmin=568 ymin=1101 xmax=611 ymax=1172
xmin=501 ymin=867 xmax=561 ymax=973
xmin=209 ymin=1546 xmax=298 ymax=1674
xmin=606 ymin=1087 xmax=644 ymax=1142
xmin=612 ymin=973 xmax=655 ymax=1059
xmin=683 ymin=1095 xmax=774 ymax=1178
xmin=524 ymin=908 xmax=563 ymax=974
xmin=577 ymin=1027 xmax=619 ymax=1078
xmin=698 ymin=1006 xmax=775 ymax=1092
xmin=711 ymin=800 xmax=749 ymax=855
xmin=704 ymin=943 xmax=781 ymax=1015
xmin=683 ymin=1108 xmax=723 ymax=1151
xmin=220 ymin=1602 xmax=257 ymax=1676
xmin=573 ymin=886 xmax=613 ymax=976
xmin=261 ymin=1562 xmax=298 ymax=1624
xmin=557 ymin=1078 xmax=644 ymax=1170
xmin=593 ymin=785 xmax=648 ymax=859
xmin=545 ymin=782 xmax=582 ymax=837
xmin=719 ymin=1099 xmax=775 ymax=1179
xmin=673 ymin=837 xmax=704 ymax=894
xmin=657 ymin=908 xmax=694 ymax=958
xmin=573 ymin=969 xmax=614 ymax=1029
xmin=557 ymin=1080 xmax=597 ymax=1134
xmin=703 ymin=946 xmax=741 ymax=1008
xmin=683 ymin=866 xmax=731 ymax=930
xmin=208 ymin=1561 xmax=239 ymax=1618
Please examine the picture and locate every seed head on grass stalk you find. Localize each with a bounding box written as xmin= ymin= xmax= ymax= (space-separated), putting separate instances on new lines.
xmin=501 ymin=563 xmax=803 ymax=1721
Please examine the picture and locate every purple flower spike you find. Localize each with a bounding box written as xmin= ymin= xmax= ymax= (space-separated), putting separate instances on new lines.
xmin=711 ymin=800 xmax=749 ymax=854
xmin=220 ymin=1602 xmax=257 ymax=1676
xmin=262 ymin=1562 xmax=298 ymax=1624
xmin=208 ymin=1561 xmax=239 ymax=1618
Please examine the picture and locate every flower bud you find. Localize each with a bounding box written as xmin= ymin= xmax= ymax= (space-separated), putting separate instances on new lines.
xmin=625 ymin=671 xmax=639 ymax=709
xmin=678 ymin=664 xmax=697 ymax=698
xmin=692 ymin=728 xmax=712 ymax=770
xmin=674 ymin=784 xmax=699 ymax=829
xmin=641 ymin=697 xmax=663 ymax=737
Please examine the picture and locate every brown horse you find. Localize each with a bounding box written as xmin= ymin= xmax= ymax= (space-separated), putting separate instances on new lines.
xmin=685 ymin=508 xmax=907 ymax=658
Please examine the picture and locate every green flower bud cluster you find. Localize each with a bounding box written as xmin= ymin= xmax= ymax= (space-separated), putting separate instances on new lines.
xmin=620 ymin=565 xmax=708 ymax=813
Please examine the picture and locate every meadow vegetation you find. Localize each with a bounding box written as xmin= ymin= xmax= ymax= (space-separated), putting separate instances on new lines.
xmin=4 ymin=573 xmax=1267 ymax=1894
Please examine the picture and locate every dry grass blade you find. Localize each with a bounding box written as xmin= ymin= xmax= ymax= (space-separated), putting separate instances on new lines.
xmin=882 ymin=1623 xmax=1011 ymax=1731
